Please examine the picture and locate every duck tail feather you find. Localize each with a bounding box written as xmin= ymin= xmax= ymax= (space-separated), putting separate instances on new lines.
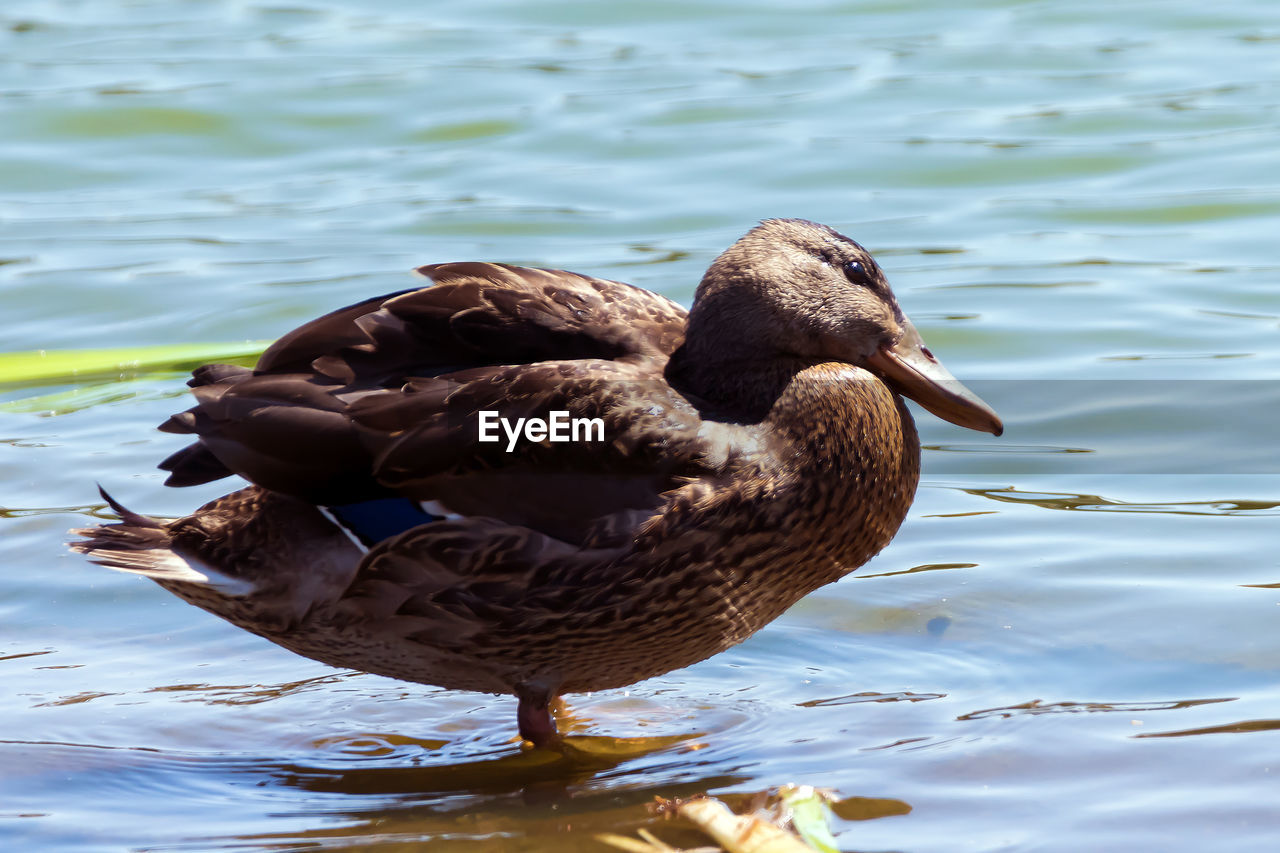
xmin=69 ymin=487 xmax=173 ymax=573
xmin=69 ymin=506 xmax=255 ymax=596
xmin=95 ymin=485 xmax=165 ymax=529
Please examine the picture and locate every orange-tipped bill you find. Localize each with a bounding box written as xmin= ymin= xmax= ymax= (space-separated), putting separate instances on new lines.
xmin=865 ymin=320 xmax=1003 ymax=436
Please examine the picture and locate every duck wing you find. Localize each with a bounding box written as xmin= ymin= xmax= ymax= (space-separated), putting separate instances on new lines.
xmin=258 ymin=261 xmax=686 ymax=378
xmin=158 ymin=263 xmax=710 ymax=544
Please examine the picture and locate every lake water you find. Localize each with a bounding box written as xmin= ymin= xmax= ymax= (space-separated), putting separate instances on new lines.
xmin=3 ymin=0 xmax=1278 ymax=850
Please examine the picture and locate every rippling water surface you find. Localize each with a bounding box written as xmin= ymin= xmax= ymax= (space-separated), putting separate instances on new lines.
xmin=3 ymin=1 xmax=1278 ymax=850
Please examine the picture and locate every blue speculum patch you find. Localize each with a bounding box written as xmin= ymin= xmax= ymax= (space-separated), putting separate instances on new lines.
xmin=326 ymin=497 xmax=438 ymax=546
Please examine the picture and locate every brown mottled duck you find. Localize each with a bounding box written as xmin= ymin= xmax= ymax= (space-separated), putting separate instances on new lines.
xmin=71 ymin=218 xmax=1002 ymax=747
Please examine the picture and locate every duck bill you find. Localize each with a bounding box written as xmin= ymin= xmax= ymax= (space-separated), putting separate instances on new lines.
xmin=865 ymin=320 xmax=1003 ymax=436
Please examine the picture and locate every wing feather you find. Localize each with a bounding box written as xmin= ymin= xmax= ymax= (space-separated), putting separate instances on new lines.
xmin=158 ymin=262 xmax=703 ymax=541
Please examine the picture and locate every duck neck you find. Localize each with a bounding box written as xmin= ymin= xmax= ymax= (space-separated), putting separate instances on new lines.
xmin=665 ymin=334 xmax=811 ymax=423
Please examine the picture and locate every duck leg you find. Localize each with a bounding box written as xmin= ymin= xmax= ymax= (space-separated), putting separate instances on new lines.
xmin=515 ymin=682 xmax=561 ymax=748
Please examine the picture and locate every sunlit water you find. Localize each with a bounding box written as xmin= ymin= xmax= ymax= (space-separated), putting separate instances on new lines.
xmin=3 ymin=1 xmax=1278 ymax=850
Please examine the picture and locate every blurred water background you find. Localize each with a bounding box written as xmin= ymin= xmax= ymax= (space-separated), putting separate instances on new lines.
xmin=2 ymin=0 xmax=1278 ymax=850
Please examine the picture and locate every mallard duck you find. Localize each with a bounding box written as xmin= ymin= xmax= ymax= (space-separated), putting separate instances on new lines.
xmin=71 ymin=218 xmax=1001 ymax=747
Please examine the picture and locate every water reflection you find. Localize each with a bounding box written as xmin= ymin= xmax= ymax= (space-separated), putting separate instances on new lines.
xmin=265 ymin=734 xmax=709 ymax=800
xmin=1134 ymin=718 xmax=1280 ymax=739
xmin=958 ymin=697 xmax=1235 ymax=721
xmin=798 ymin=690 xmax=946 ymax=708
xmin=145 ymin=673 xmax=351 ymax=706
xmin=964 ymin=485 xmax=1280 ymax=516
xmin=857 ymin=561 xmax=977 ymax=579
xmin=829 ymin=795 xmax=913 ymax=821
xmin=0 ymin=735 xmax=756 ymax=849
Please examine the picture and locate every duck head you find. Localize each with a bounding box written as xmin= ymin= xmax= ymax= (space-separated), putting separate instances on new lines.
xmin=683 ymin=218 xmax=1002 ymax=436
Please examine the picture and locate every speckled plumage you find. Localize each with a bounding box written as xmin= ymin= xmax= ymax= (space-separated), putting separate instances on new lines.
xmin=71 ymin=219 xmax=1001 ymax=746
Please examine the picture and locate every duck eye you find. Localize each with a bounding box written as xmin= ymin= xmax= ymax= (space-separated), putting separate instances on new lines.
xmin=842 ymin=260 xmax=868 ymax=283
